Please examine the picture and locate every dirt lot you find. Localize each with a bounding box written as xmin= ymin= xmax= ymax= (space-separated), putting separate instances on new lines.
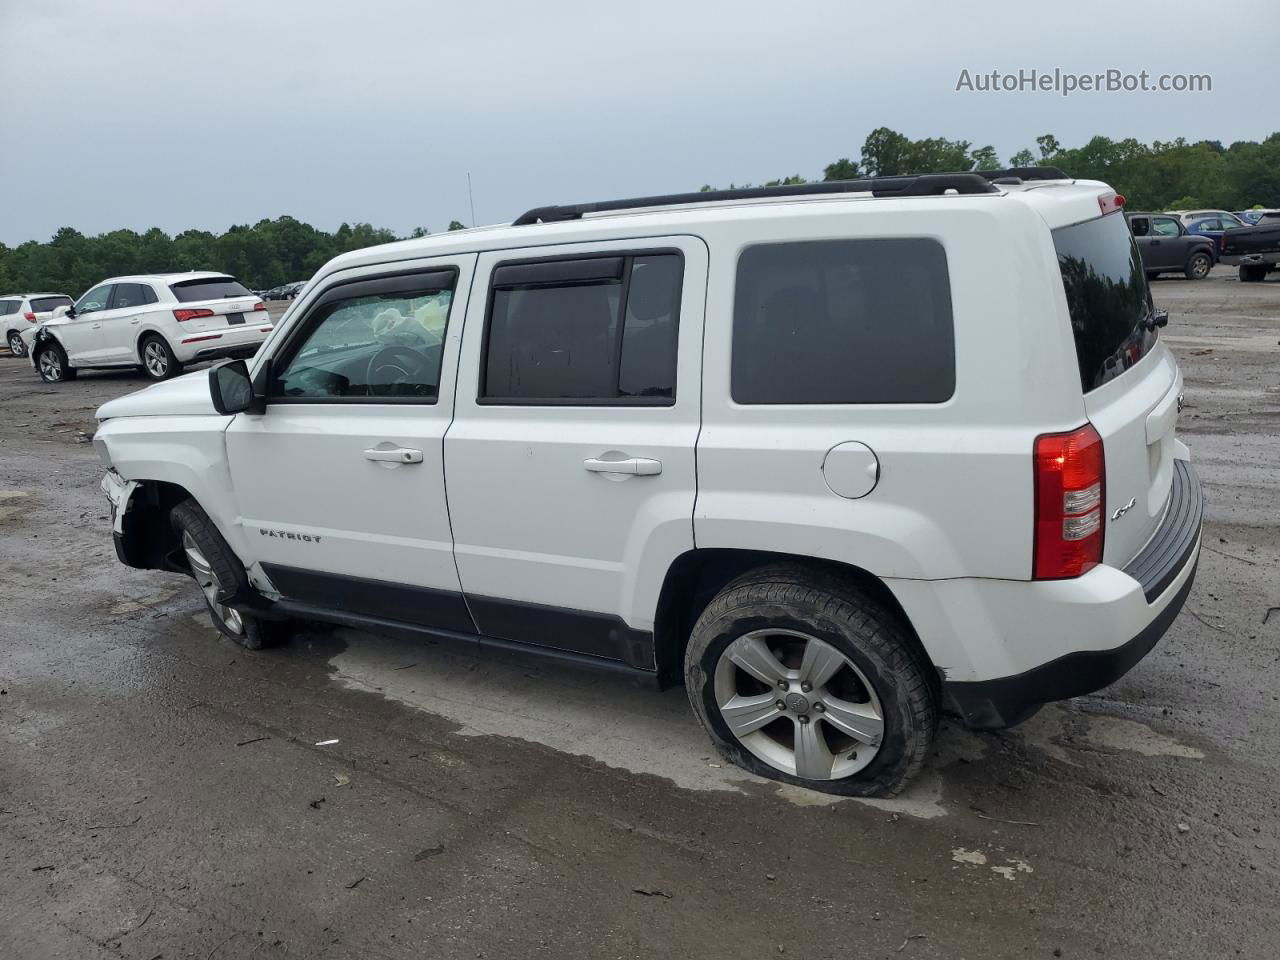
xmin=1 ymin=273 xmax=1278 ymax=959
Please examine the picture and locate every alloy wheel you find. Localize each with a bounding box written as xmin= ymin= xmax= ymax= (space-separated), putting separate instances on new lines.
xmin=144 ymin=341 xmax=169 ymax=377
xmin=38 ymin=349 xmax=63 ymax=381
xmin=8 ymin=333 xmax=24 ymax=357
xmin=713 ymin=629 xmax=884 ymax=781
xmin=181 ymin=530 xmax=245 ymax=636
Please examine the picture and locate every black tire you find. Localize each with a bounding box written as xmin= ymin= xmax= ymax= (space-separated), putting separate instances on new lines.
xmin=684 ymin=564 xmax=937 ymax=797
xmin=1239 ymin=264 xmax=1267 ymax=283
xmin=170 ymin=498 xmax=286 ymax=650
xmin=7 ymin=330 xmax=26 ymax=357
xmin=140 ymin=334 xmax=183 ymax=381
xmin=35 ymin=340 xmax=76 ymax=382
xmin=1184 ymin=251 xmax=1212 ymax=280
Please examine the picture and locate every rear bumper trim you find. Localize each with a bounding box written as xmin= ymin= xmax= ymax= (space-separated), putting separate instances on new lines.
xmin=1123 ymin=459 xmax=1202 ymax=602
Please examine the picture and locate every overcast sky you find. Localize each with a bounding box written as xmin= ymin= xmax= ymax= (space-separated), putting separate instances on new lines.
xmin=2 ymin=0 xmax=1275 ymax=246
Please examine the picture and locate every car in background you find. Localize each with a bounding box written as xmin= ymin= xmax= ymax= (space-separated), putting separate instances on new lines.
xmin=1126 ymin=212 xmax=1216 ymax=279
xmin=1236 ymin=210 xmax=1277 ymax=225
xmin=1169 ymin=209 xmax=1249 ymax=229
xmin=30 ymin=272 xmax=272 ymax=384
xmin=2 ymin=293 xmax=74 ymax=357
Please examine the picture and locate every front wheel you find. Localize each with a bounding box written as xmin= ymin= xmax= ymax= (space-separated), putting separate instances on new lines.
xmin=35 ymin=342 xmax=76 ymax=383
xmin=140 ymin=335 xmax=183 ymax=381
xmin=170 ymin=499 xmax=286 ymax=650
xmin=684 ymin=565 xmax=937 ymax=797
xmin=1184 ymin=251 xmax=1212 ymax=280
xmin=7 ymin=331 xmax=26 ymax=357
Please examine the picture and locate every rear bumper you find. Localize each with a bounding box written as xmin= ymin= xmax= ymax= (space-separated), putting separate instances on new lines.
xmin=905 ymin=459 xmax=1203 ymax=729
xmin=189 ymin=342 xmax=264 ymax=362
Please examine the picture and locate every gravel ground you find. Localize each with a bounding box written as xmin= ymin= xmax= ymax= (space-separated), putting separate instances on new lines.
xmin=1 ymin=272 xmax=1277 ymax=959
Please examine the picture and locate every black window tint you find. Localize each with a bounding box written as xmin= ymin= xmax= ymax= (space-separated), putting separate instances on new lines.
xmin=1053 ymin=213 xmax=1155 ymax=393
xmin=170 ymin=276 xmax=252 ymax=302
xmin=273 ymin=285 xmax=453 ymax=402
xmin=111 ymin=283 xmax=149 ymax=309
xmin=483 ymin=253 xmax=682 ymax=403
xmin=0 ymin=300 xmax=17 ymax=316
xmin=732 ymin=239 xmax=954 ymax=405
xmin=29 ymin=296 xmax=72 ymax=313
xmin=1128 ymin=217 xmax=1149 ymax=237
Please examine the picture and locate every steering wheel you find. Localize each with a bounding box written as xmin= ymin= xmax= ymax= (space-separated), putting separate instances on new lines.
xmin=366 ymin=345 xmax=433 ymax=398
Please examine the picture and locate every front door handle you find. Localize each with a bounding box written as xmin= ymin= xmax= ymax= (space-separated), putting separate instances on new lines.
xmin=584 ymin=456 xmax=662 ymax=476
xmin=363 ymin=446 xmax=423 ymax=464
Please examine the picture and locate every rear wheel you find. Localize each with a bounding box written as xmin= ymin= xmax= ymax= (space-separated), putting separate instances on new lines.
xmin=684 ymin=564 xmax=937 ymax=797
xmin=7 ymin=331 xmax=26 ymax=357
xmin=1184 ymin=251 xmax=1212 ymax=280
xmin=141 ymin=334 xmax=183 ymax=381
xmin=1239 ymin=264 xmax=1268 ymax=283
xmin=35 ymin=341 xmax=76 ymax=383
xmin=170 ymin=499 xmax=285 ymax=650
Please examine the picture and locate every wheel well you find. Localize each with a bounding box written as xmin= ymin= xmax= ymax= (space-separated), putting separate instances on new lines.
xmin=652 ymin=549 xmax=932 ymax=689
xmin=116 ymin=481 xmax=193 ymax=573
xmin=135 ymin=329 xmax=166 ymax=362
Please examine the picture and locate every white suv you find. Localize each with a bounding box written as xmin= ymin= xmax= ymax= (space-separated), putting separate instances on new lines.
xmin=94 ymin=171 xmax=1202 ymax=796
xmin=2 ymin=293 xmax=74 ymax=357
xmin=31 ymin=272 xmax=271 ymax=383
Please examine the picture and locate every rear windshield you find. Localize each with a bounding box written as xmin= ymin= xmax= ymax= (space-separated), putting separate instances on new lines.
xmin=169 ymin=277 xmax=252 ymax=302
xmin=1053 ymin=214 xmax=1156 ymax=393
xmin=30 ymin=295 xmax=72 ymax=313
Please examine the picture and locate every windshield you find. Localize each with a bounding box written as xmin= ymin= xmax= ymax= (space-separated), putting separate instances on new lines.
xmin=1053 ymin=213 xmax=1156 ymax=393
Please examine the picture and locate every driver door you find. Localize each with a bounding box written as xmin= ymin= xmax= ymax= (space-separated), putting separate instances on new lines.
xmin=224 ymin=255 xmax=477 ymax=634
xmin=56 ymin=283 xmax=114 ymax=363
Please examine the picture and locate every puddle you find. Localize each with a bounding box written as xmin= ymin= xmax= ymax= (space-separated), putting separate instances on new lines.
xmin=1018 ymin=704 xmax=1204 ymax=762
xmin=109 ymin=588 xmax=180 ymax=615
xmin=1081 ymin=715 xmax=1204 ymax=759
xmin=329 ymin=629 xmax=971 ymax=817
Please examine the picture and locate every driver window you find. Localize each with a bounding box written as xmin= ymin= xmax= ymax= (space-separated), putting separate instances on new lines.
xmin=273 ymin=285 xmax=454 ymax=402
xmin=76 ymin=285 xmax=114 ymax=315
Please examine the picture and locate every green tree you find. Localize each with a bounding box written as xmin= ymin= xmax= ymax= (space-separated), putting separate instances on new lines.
xmin=448 ymin=220 xmax=467 ymax=231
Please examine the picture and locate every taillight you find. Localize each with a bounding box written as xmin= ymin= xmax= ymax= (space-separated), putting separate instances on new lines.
xmin=1098 ymin=193 xmax=1125 ymax=215
xmin=1033 ymin=424 xmax=1105 ymax=579
xmin=173 ymin=308 xmax=214 ymax=322
xmin=252 ymin=301 xmax=265 ymax=312
xmin=23 ymin=311 xmax=37 ymax=323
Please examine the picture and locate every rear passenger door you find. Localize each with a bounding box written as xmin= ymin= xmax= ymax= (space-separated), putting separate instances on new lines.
xmin=444 ymin=237 xmax=707 ymax=669
xmin=98 ymin=282 xmax=157 ymax=362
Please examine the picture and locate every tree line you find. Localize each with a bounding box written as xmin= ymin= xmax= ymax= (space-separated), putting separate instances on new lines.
xmin=4 ymin=127 xmax=1277 ymax=297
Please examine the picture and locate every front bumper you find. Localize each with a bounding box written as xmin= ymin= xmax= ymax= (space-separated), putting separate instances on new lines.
xmin=940 ymin=459 xmax=1204 ymax=728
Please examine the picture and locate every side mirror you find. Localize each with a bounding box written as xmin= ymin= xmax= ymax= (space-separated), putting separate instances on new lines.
xmin=209 ymin=359 xmax=260 ymax=415
xmin=54 ymin=305 xmax=73 ymax=319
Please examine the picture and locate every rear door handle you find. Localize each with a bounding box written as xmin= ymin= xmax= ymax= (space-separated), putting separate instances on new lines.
xmin=584 ymin=457 xmax=662 ymax=476
xmin=363 ymin=446 xmax=423 ymax=464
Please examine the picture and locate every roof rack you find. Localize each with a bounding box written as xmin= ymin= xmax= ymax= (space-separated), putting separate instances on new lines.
xmin=512 ymin=173 xmax=1000 ymax=226
xmin=973 ymin=166 xmax=1070 ymax=183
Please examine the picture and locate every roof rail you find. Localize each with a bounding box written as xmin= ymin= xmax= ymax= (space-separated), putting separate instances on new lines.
xmin=973 ymin=166 xmax=1070 ymax=183
xmin=512 ymin=174 xmax=999 ymax=226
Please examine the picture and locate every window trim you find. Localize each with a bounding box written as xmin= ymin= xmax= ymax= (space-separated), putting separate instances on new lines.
xmin=477 ymin=247 xmax=684 ymax=407
xmin=729 ymin=237 xmax=957 ymax=406
xmin=264 ymin=266 xmax=459 ymax=407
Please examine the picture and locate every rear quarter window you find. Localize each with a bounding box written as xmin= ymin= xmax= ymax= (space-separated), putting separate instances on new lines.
xmin=731 ymin=238 xmax=954 ymax=404
xmin=1053 ymin=214 xmax=1156 ymax=393
xmin=170 ymin=277 xmax=252 ymax=302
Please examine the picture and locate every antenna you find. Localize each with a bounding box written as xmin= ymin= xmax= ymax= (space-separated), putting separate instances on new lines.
xmin=467 ymin=172 xmax=477 ymax=227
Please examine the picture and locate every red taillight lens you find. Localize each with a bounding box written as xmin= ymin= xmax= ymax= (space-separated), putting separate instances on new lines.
xmin=252 ymin=301 xmax=266 ymax=312
xmin=173 ymin=308 xmax=214 ymax=322
xmin=23 ymin=311 xmax=37 ymax=322
xmin=1033 ymin=424 xmax=1105 ymax=580
xmin=1098 ymin=193 xmax=1124 ymax=215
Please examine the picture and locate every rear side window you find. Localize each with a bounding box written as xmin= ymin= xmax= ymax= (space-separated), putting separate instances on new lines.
xmin=29 ymin=296 xmax=72 ymax=313
xmin=0 ymin=300 xmax=18 ymax=316
xmin=1053 ymin=214 xmax=1155 ymax=393
xmin=732 ymin=239 xmax=954 ymax=404
xmin=111 ymin=284 xmax=154 ymax=309
xmin=483 ymin=252 xmax=683 ymax=403
xmin=170 ymin=276 xmax=252 ymax=302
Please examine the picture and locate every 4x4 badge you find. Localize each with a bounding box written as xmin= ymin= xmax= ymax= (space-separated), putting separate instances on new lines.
xmin=1111 ymin=497 xmax=1137 ymax=521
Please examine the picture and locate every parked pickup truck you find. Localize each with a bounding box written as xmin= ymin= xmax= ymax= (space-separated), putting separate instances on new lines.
xmin=1125 ymin=212 xmax=1216 ymax=280
xmin=1220 ymin=213 xmax=1280 ymax=282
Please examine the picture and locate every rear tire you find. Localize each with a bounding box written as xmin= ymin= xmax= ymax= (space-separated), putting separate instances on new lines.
xmin=170 ymin=498 xmax=286 ymax=650
xmin=1184 ymin=251 xmax=1212 ymax=280
xmin=140 ymin=334 xmax=183 ymax=381
xmin=7 ymin=331 xmax=26 ymax=357
xmin=684 ymin=564 xmax=937 ymax=797
xmin=1239 ymin=264 xmax=1268 ymax=283
xmin=35 ymin=341 xmax=76 ymax=383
